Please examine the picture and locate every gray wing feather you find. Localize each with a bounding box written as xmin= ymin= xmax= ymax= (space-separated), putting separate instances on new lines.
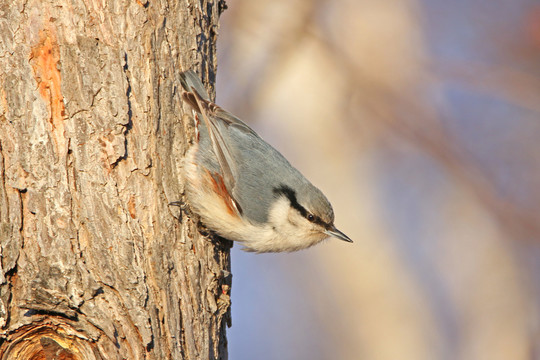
xmin=180 ymin=70 xmax=243 ymax=213
xmin=214 ymin=109 xmax=260 ymax=138
xmin=190 ymin=91 xmax=238 ymax=194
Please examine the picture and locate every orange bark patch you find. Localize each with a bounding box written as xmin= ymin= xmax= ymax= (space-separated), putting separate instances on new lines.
xmin=30 ymin=27 xmax=67 ymax=156
xmin=0 ymin=87 xmax=7 ymax=118
xmin=128 ymin=195 xmax=137 ymax=219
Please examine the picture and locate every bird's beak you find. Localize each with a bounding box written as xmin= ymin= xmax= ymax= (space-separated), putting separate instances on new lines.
xmin=325 ymin=226 xmax=353 ymax=243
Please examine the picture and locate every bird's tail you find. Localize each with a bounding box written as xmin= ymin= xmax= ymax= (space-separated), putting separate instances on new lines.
xmin=179 ymin=70 xmax=211 ymax=101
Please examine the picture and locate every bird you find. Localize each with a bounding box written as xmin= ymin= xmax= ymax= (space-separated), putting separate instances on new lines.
xmin=177 ymin=69 xmax=352 ymax=253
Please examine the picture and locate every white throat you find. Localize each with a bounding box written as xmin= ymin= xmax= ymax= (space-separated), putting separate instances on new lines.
xmin=240 ymin=197 xmax=328 ymax=252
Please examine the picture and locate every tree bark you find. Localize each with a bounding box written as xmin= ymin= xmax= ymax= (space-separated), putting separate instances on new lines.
xmin=0 ymin=0 xmax=231 ymax=359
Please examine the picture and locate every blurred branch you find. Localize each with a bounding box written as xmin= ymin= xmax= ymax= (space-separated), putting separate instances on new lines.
xmin=435 ymin=61 xmax=540 ymax=115
xmin=307 ymin=25 xmax=540 ymax=241
xmin=223 ymin=0 xmax=540 ymax=241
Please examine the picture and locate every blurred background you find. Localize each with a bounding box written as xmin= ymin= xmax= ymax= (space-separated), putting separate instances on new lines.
xmin=215 ymin=0 xmax=540 ymax=359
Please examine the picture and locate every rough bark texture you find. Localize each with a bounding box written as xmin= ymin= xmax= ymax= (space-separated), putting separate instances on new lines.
xmin=0 ymin=0 xmax=231 ymax=359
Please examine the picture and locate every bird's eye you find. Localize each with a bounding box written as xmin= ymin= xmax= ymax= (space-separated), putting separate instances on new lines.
xmin=306 ymin=213 xmax=315 ymax=222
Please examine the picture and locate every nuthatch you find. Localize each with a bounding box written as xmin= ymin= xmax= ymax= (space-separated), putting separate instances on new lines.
xmin=177 ymin=70 xmax=352 ymax=253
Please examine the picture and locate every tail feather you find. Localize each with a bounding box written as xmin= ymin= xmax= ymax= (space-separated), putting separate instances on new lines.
xmin=179 ymin=70 xmax=211 ymax=101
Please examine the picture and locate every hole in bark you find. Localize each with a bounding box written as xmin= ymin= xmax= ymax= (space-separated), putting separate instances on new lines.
xmin=23 ymin=308 xmax=78 ymax=321
xmin=93 ymin=287 xmax=104 ymax=297
xmin=146 ymin=338 xmax=154 ymax=352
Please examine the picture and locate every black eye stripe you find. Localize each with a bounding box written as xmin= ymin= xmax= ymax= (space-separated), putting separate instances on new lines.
xmin=308 ymin=214 xmax=326 ymax=227
xmin=272 ymin=185 xmax=305 ymax=215
xmin=273 ymin=185 xmax=328 ymax=228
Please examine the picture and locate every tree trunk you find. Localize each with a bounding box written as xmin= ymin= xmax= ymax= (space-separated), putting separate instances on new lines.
xmin=0 ymin=0 xmax=231 ymax=359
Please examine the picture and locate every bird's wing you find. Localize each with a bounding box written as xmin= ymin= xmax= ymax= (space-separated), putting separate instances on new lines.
xmin=183 ymin=90 xmax=250 ymax=216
